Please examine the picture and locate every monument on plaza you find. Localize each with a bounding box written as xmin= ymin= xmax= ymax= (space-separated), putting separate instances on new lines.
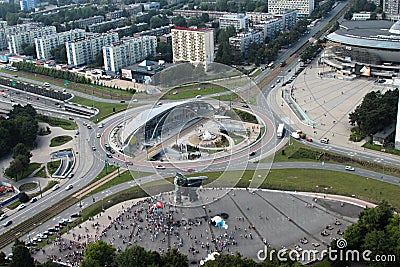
xmin=174 ymin=172 xmax=208 ymax=204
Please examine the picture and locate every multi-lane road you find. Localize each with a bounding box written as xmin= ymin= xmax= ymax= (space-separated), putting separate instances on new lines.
xmin=0 ymin=0 xmax=399 ymax=252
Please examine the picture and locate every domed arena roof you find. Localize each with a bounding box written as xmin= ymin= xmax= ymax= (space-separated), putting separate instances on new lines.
xmin=389 ymin=20 xmax=400 ymax=34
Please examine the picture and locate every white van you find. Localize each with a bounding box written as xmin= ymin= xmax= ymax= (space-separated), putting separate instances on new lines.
xmin=43 ymin=82 xmax=50 ymax=87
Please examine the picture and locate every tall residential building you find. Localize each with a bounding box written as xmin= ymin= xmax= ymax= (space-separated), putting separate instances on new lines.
xmin=396 ymin=89 xmax=400 ymax=150
xmin=275 ymin=9 xmax=298 ymax=30
xmin=268 ymin=0 xmax=315 ymax=17
xmin=20 ymin=0 xmax=37 ymax=11
xmin=245 ymin=12 xmax=275 ymax=24
xmin=219 ymin=14 xmax=249 ymax=32
xmin=383 ymin=0 xmax=400 ymax=15
xmin=171 ymin=27 xmax=214 ymax=64
xmin=35 ymin=29 xmax=86 ymax=60
xmin=88 ymin=17 xmax=127 ymax=32
xmin=229 ymin=30 xmax=264 ymax=55
xmin=68 ymin=16 xmax=105 ymax=29
xmin=0 ymin=23 xmax=41 ymax=49
xmin=103 ymin=36 xmax=157 ymax=72
xmin=0 ymin=21 xmax=7 ymax=28
xmin=65 ymin=32 xmax=119 ymax=66
xmin=254 ymin=18 xmax=283 ymax=41
xmin=8 ymin=26 xmax=57 ymax=55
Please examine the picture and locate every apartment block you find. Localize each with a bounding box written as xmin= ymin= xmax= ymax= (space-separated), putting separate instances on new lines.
xmin=229 ymin=30 xmax=264 ymax=55
xmin=20 ymin=0 xmax=37 ymax=11
xmin=88 ymin=17 xmax=127 ymax=32
xmin=8 ymin=26 xmax=57 ymax=55
xmin=66 ymin=32 xmax=119 ymax=66
xmin=0 ymin=21 xmax=7 ymax=28
xmin=133 ymin=24 xmax=173 ymax=37
xmin=69 ymin=16 xmax=105 ymax=29
xmin=35 ymin=29 xmax=86 ymax=60
xmin=246 ymin=12 xmax=275 ymax=24
xmin=219 ymin=14 xmax=249 ymax=32
xmin=171 ymin=26 xmax=214 ymax=64
xmin=103 ymin=35 xmax=157 ymax=72
xmin=0 ymin=23 xmax=41 ymax=49
xmin=383 ymin=0 xmax=400 ymax=15
xmin=254 ymin=18 xmax=283 ymax=41
xmin=274 ymin=9 xmax=298 ymax=30
xmin=173 ymin=9 xmax=231 ymax=20
xmin=143 ymin=2 xmax=160 ymax=10
xmin=268 ymin=0 xmax=315 ymax=17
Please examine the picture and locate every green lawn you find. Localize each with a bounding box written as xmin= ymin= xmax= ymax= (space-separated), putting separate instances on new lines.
xmin=261 ymin=138 xmax=400 ymax=178
xmin=50 ymin=135 xmax=73 ymax=147
xmin=35 ymin=167 xmax=47 ymax=178
xmin=0 ymin=69 xmax=136 ymax=100
xmin=47 ymin=160 xmax=61 ymax=176
xmin=363 ymin=142 xmax=400 ymax=156
xmin=163 ymin=83 xmax=228 ymax=100
xmin=37 ymin=115 xmax=77 ymax=130
xmin=250 ymin=68 xmax=262 ymax=77
xmin=71 ymin=96 xmax=129 ymax=121
xmin=177 ymin=169 xmax=400 ymax=210
xmin=12 ymin=162 xmax=42 ymax=180
xmin=90 ymin=170 xmax=153 ymax=195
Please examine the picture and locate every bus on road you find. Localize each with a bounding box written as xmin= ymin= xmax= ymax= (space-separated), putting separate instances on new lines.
xmin=277 ymin=123 xmax=285 ymax=138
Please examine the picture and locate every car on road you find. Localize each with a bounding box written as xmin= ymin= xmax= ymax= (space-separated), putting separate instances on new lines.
xmin=0 ymin=214 xmax=8 ymax=221
xmin=241 ymin=104 xmax=249 ymax=108
xmin=104 ymin=143 xmax=111 ymax=150
xmin=43 ymin=82 xmax=50 ymax=87
xmin=187 ymin=168 xmax=195 ymax=173
xmin=270 ymin=84 xmax=275 ymax=88
xmin=276 ymin=79 xmax=281 ymax=83
xmin=249 ymin=151 xmax=256 ymax=156
xmin=68 ymin=117 xmax=74 ymax=120
xmin=157 ymin=102 xmax=163 ymax=106
xmin=87 ymin=124 xmax=92 ymax=129
xmin=120 ymin=100 xmax=125 ymax=103
xmin=98 ymin=123 xmax=104 ymax=128
xmin=30 ymin=197 xmax=38 ymax=203
xmin=155 ymin=165 xmax=165 ymax=169
xmin=345 ymin=166 xmax=355 ymax=171
xmin=96 ymin=133 xmax=101 ymax=138
xmin=125 ymin=161 xmax=133 ymax=165
xmin=52 ymin=184 xmax=60 ymax=191
xmin=320 ymin=137 xmax=329 ymax=144
xmin=3 ymin=220 xmax=12 ymax=227
xmin=68 ymin=173 xmax=74 ymax=178
xmin=306 ymin=137 xmax=313 ymax=142
xmin=132 ymin=99 xmax=138 ymax=102
xmin=106 ymin=153 xmax=112 ymax=158
xmin=65 ymin=184 xmax=73 ymax=191
xmin=70 ymin=213 xmax=81 ymax=218
xmin=92 ymin=146 xmax=96 ymax=151
xmin=75 ymin=130 xmax=79 ymax=135
xmin=17 ymin=204 xmax=25 ymax=211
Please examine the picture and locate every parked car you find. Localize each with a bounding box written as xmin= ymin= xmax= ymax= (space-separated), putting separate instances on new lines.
xmin=306 ymin=137 xmax=313 ymax=142
xmin=155 ymin=165 xmax=165 ymax=169
xmin=320 ymin=137 xmax=329 ymax=144
xmin=106 ymin=153 xmax=112 ymax=158
xmin=30 ymin=197 xmax=38 ymax=203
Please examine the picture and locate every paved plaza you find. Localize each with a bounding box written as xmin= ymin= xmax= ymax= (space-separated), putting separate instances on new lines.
xmin=277 ymin=58 xmax=395 ymax=149
xmin=32 ymin=189 xmax=363 ymax=266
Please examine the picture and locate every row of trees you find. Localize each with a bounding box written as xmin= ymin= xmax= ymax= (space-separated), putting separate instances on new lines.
xmin=12 ymin=62 xmax=92 ymax=85
xmin=349 ymin=89 xmax=398 ymax=136
xmin=0 ymin=105 xmax=38 ymax=180
xmin=300 ymin=44 xmax=321 ymax=62
xmin=344 ymin=0 xmax=380 ymax=20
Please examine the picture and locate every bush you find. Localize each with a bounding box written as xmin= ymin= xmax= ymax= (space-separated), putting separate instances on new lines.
xmin=18 ymin=192 xmax=29 ymax=203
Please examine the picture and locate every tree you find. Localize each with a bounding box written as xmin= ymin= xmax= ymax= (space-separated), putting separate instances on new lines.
xmin=116 ymin=245 xmax=161 ymax=267
xmin=81 ymin=240 xmax=116 ymax=267
xmin=18 ymin=192 xmax=29 ymax=203
xmin=172 ymin=15 xmax=187 ymax=27
xmin=21 ymin=43 xmax=36 ymax=58
xmin=162 ymin=248 xmax=188 ymax=267
xmin=9 ymin=240 xmax=34 ymax=267
xmin=156 ymin=42 xmax=172 ymax=62
xmin=5 ymin=157 xmax=25 ymax=181
xmin=13 ymin=143 xmax=31 ymax=159
xmin=94 ymin=51 xmax=104 ymax=68
xmin=50 ymin=44 xmax=67 ymax=64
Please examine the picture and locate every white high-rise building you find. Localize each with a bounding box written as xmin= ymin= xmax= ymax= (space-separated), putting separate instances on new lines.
xmin=229 ymin=31 xmax=264 ymax=55
xmin=65 ymin=32 xmax=119 ymax=66
xmin=268 ymin=0 xmax=315 ymax=17
xmin=395 ymin=90 xmax=400 ymax=150
xmin=103 ymin=36 xmax=157 ymax=73
xmin=8 ymin=26 xmax=57 ymax=55
xmin=35 ymin=29 xmax=86 ymax=60
xmin=219 ymin=14 xmax=249 ymax=32
xmin=171 ymin=27 xmax=214 ymax=64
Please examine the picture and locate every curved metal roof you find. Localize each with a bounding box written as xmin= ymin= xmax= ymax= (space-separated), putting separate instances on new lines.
xmin=326 ymin=32 xmax=400 ymax=50
xmin=389 ymin=20 xmax=400 ymax=34
xmin=120 ymin=100 xmax=200 ymax=145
